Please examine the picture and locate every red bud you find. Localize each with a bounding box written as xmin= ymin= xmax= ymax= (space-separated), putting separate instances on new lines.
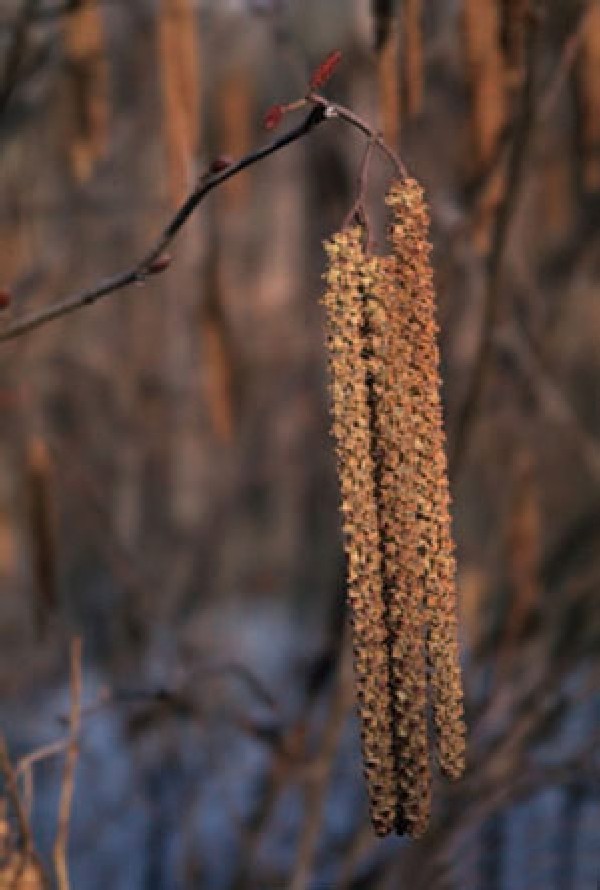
xmin=0 ymin=288 xmax=12 ymax=310
xmin=209 ymin=155 xmax=234 ymax=174
xmin=263 ymin=104 xmax=285 ymax=131
xmin=309 ymin=50 xmax=342 ymax=90
xmin=148 ymin=254 xmax=172 ymax=275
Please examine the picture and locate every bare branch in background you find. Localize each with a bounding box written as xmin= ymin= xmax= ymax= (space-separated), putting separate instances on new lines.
xmin=0 ymin=84 xmax=404 ymax=345
xmin=53 ymin=637 xmax=83 ymax=890
xmin=0 ymin=735 xmax=35 ymax=857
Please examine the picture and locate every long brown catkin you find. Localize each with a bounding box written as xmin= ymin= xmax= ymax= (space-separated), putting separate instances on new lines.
xmin=386 ymin=179 xmax=466 ymax=782
xmin=322 ymin=180 xmax=466 ymax=838
xmin=322 ymin=229 xmax=398 ymax=837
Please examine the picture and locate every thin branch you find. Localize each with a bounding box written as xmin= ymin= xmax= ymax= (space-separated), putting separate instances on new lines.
xmin=16 ymin=736 xmax=70 ymax=782
xmin=309 ymin=92 xmax=406 ymax=177
xmin=0 ymin=92 xmax=406 ymax=344
xmin=343 ymin=137 xmax=377 ymax=245
xmin=53 ymin=636 xmax=83 ymax=890
xmin=16 ymin=738 xmax=70 ymax=815
xmin=0 ymin=106 xmax=326 ymax=344
xmin=0 ymin=735 xmax=35 ymax=855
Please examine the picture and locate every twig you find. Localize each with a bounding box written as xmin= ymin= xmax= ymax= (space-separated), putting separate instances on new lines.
xmin=0 ymin=106 xmax=326 ymax=343
xmin=16 ymin=738 xmax=70 ymax=818
xmin=53 ymin=636 xmax=83 ymax=890
xmin=0 ymin=735 xmax=35 ymax=855
xmin=309 ymin=92 xmax=407 ymax=177
xmin=0 ymin=90 xmax=406 ymax=345
xmin=343 ymin=137 xmax=377 ymax=246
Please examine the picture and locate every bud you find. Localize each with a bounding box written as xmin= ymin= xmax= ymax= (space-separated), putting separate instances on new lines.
xmin=148 ymin=254 xmax=172 ymax=275
xmin=263 ymin=104 xmax=285 ymax=131
xmin=309 ymin=49 xmax=342 ymax=90
xmin=209 ymin=155 xmax=234 ymax=175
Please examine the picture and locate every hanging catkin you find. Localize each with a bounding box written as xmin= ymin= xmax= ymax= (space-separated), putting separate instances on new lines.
xmin=322 ymin=228 xmax=399 ymax=837
xmin=501 ymin=0 xmax=529 ymax=86
xmin=577 ymin=2 xmax=600 ymax=192
xmin=462 ymin=0 xmax=508 ymax=251
xmin=322 ymin=180 xmax=465 ymax=838
xmin=374 ymin=5 xmax=401 ymax=150
xmin=158 ymin=0 xmax=201 ymax=207
xmin=26 ymin=437 xmax=58 ymax=636
xmin=200 ymin=244 xmax=236 ymax=445
xmin=386 ymin=180 xmax=466 ymax=782
xmin=63 ymin=0 xmax=109 ymax=183
xmin=218 ymin=67 xmax=253 ymax=210
xmin=0 ymin=510 xmax=16 ymax=581
xmin=462 ymin=0 xmax=506 ymax=171
xmin=402 ymin=0 xmax=424 ymax=117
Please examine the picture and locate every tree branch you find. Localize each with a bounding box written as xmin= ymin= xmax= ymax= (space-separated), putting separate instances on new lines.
xmin=0 ymin=106 xmax=326 ymax=343
xmin=0 ymin=735 xmax=35 ymax=855
xmin=0 ymin=93 xmax=405 ymax=345
xmin=53 ymin=636 xmax=82 ymax=890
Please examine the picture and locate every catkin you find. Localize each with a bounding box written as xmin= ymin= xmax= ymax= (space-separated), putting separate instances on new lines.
xmin=0 ymin=799 xmax=45 ymax=889
xmin=402 ymin=0 xmax=424 ymax=117
xmin=218 ymin=67 xmax=253 ymax=209
xmin=63 ymin=0 xmax=109 ymax=182
xmin=322 ymin=228 xmax=398 ymax=837
xmin=201 ymin=249 xmax=236 ymax=444
xmin=0 ymin=510 xmax=16 ymax=580
xmin=322 ymin=179 xmax=466 ymax=838
xmin=462 ymin=0 xmax=506 ymax=171
xmin=158 ymin=0 xmax=201 ymax=206
xmin=462 ymin=0 xmax=508 ymax=252
xmin=578 ymin=2 xmax=600 ymax=192
xmin=386 ymin=179 xmax=466 ymax=781
xmin=26 ymin=437 xmax=58 ymax=636
xmin=366 ymin=252 xmax=432 ymax=836
xmin=376 ymin=13 xmax=401 ymax=150
xmin=501 ymin=0 xmax=529 ymax=85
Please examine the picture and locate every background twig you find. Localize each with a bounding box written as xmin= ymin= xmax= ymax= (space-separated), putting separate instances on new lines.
xmin=53 ymin=636 xmax=83 ymax=890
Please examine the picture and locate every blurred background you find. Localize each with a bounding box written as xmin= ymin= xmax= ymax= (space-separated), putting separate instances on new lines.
xmin=1 ymin=0 xmax=600 ymax=887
